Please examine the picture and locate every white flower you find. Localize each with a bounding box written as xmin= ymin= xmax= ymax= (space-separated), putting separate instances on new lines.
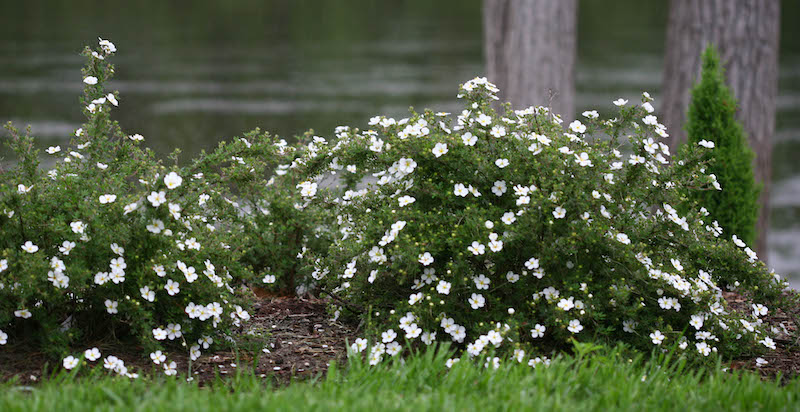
xmin=613 ymin=98 xmax=628 ymax=106
xmin=491 ymin=180 xmax=507 ymax=196
xmin=165 ymin=279 xmax=180 ymax=296
xmin=164 ymin=172 xmax=183 ymax=189
xmin=262 ymin=274 xmax=276 ymax=284
xmin=148 ymin=191 xmax=166 ymax=207
xmin=398 ymin=195 xmax=416 ymax=207
xmin=123 ymin=202 xmax=139 ymax=215
xmin=490 ymin=125 xmax=506 ymax=137
xmin=17 ymin=184 xmax=32 ymax=194
xmin=85 ymin=348 xmax=101 ymax=361
xmin=567 ymin=319 xmax=583 ymax=333
xmin=670 ymin=258 xmax=683 ymax=271
xmin=698 ymin=140 xmax=715 ymax=148
xmin=731 ymin=235 xmax=746 ymax=248
xmin=696 ymin=342 xmax=711 ymax=356
xmin=98 ymin=38 xmax=117 ymax=54
xmin=105 ymin=300 xmax=118 ymax=314
xmin=582 ymin=110 xmax=599 ymax=119
xmin=453 ymin=183 xmax=469 ymax=197
xmin=752 ymin=304 xmax=768 ymax=317
xmin=495 ymin=158 xmax=509 ymax=168
xmin=150 ymin=350 xmax=166 ymax=365
xmin=756 ymin=357 xmax=768 ymax=367
xmin=476 ymin=113 xmax=492 ymax=126
xmin=381 ymin=329 xmax=397 ymax=343
xmin=46 ymin=146 xmax=61 ymax=154
xmin=0 ymin=259 xmax=6 ymax=272
xmin=473 ymin=274 xmax=490 ymax=290
xmin=352 ymin=338 xmax=368 ymax=353
xmin=557 ymin=298 xmax=575 ymax=311
xmin=14 ymin=309 xmax=32 ymax=319
xmin=408 ymin=292 xmax=423 ymax=305
xmin=140 ymin=286 xmax=155 ymax=302
xmin=616 ymin=233 xmax=631 ymax=245
xmin=21 ymin=241 xmax=39 ymax=253
xmin=129 ymin=134 xmax=144 ymax=141
xmin=531 ymin=324 xmax=546 ymax=338
xmin=83 ymin=76 xmax=98 ymax=85
xmin=689 ymin=315 xmax=704 ymax=330
xmin=650 ymin=330 xmax=665 ymax=345
xmin=164 ymin=361 xmax=177 ymax=376
xmin=468 ymin=293 xmax=485 ymax=309
xmin=524 ymin=257 xmax=540 ymax=270
xmin=574 ymin=152 xmax=592 ymax=167
xmin=99 ymin=194 xmax=117 ymax=204
xmin=153 ymin=328 xmax=168 ymax=341
xmin=106 ymin=93 xmax=118 ymax=106
xmin=552 ymin=207 xmax=566 ymax=219
xmin=418 ymin=252 xmax=434 ymax=266
xmin=569 ymin=120 xmax=586 ymax=134
xmin=462 ymin=132 xmax=477 ymax=146
xmin=760 ymin=336 xmax=777 ymax=350
xmin=436 ymin=280 xmax=452 ymax=295
xmin=468 ymin=241 xmax=485 ymax=255
xmin=63 ymin=356 xmax=80 ymax=370
xmin=432 ymin=142 xmax=449 ymax=157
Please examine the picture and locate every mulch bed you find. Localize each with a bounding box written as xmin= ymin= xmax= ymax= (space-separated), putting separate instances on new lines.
xmin=0 ymin=296 xmax=358 ymax=386
xmin=1 ymin=291 xmax=798 ymax=385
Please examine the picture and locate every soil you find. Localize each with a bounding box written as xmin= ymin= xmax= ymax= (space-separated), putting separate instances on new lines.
xmin=1 ymin=291 xmax=798 ymax=386
xmin=0 ymin=296 xmax=358 ymax=386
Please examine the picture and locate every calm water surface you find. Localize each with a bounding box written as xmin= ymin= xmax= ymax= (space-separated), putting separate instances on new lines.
xmin=1 ymin=0 xmax=799 ymax=286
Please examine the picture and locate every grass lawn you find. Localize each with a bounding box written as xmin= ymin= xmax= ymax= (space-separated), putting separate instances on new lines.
xmin=2 ymin=345 xmax=798 ymax=411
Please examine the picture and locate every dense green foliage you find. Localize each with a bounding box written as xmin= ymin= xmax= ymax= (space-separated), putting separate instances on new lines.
xmin=0 ymin=40 xmax=326 ymax=362
xmin=684 ymin=47 xmax=760 ymax=246
xmin=294 ymin=77 xmax=788 ymax=364
xmin=1 ymin=346 xmax=798 ymax=411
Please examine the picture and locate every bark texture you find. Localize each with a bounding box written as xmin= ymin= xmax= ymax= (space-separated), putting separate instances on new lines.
xmin=661 ymin=0 xmax=780 ymax=260
xmin=483 ymin=0 xmax=577 ymax=119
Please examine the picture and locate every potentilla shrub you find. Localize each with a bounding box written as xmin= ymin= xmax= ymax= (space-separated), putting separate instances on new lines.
xmin=683 ymin=46 xmax=760 ymax=247
xmin=294 ymin=78 xmax=789 ymax=366
xmin=0 ymin=40 xmax=269 ymax=371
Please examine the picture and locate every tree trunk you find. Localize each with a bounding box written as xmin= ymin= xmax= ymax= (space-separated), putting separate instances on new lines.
xmin=483 ymin=0 xmax=577 ymax=120
xmin=661 ymin=0 xmax=780 ymax=261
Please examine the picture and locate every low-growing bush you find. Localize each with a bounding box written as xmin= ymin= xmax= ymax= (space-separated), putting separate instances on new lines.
xmin=292 ymin=77 xmax=790 ymax=364
xmin=0 ymin=40 xmax=328 ymax=373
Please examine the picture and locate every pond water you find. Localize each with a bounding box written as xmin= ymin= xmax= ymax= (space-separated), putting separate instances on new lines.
xmin=1 ymin=0 xmax=798 ymax=287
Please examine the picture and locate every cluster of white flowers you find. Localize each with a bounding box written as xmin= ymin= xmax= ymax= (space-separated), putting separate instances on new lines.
xmin=295 ymin=78 xmax=786 ymax=368
xmin=1 ymin=39 xmax=258 ymax=374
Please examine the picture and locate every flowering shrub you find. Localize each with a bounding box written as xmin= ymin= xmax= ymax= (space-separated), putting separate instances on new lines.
xmin=294 ymin=77 xmax=791 ymax=365
xmin=0 ymin=40 xmax=279 ymax=365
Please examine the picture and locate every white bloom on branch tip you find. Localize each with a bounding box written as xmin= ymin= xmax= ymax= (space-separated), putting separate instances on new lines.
xmin=99 ymin=194 xmax=117 ymax=204
xmin=432 ymin=142 xmax=448 ymax=157
xmin=418 ymin=252 xmax=434 ymax=266
xmin=698 ymin=140 xmax=715 ymax=148
xmin=15 ymin=309 xmax=32 ymax=319
xmin=83 ymin=76 xmax=98 ymax=85
xmin=552 ymin=207 xmax=566 ymax=219
xmin=531 ymin=324 xmax=546 ymax=338
xmin=650 ymin=330 xmax=665 ymax=345
xmin=105 ymin=300 xmax=118 ymax=314
xmin=21 ymin=241 xmax=39 ymax=253
xmin=63 ymin=356 xmax=79 ymax=370
xmin=436 ymin=280 xmax=452 ymax=295
xmin=495 ymin=158 xmax=509 ymax=168
xmin=398 ymin=195 xmax=416 ymax=207
xmin=567 ymin=319 xmax=583 ymax=333
xmin=613 ymin=98 xmax=628 ymax=106
xmin=164 ymin=172 xmax=182 ymax=190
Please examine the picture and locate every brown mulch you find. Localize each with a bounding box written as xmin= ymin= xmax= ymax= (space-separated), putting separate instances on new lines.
xmin=725 ymin=290 xmax=800 ymax=380
xmin=1 ymin=291 xmax=798 ymax=385
xmin=0 ymin=296 xmax=358 ymax=386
